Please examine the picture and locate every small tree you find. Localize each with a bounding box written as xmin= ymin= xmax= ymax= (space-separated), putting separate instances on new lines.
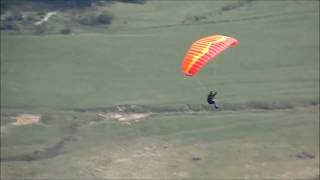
xmin=60 ymin=26 xmax=72 ymax=34
xmin=97 ymin=10 xmax=113 ymax=24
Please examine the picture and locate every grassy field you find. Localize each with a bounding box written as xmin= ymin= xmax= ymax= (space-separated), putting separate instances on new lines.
xmin=1 ymin=0 xmax=319 ymax=179
xmin=1 ymin=106 xmax=319 ymax=179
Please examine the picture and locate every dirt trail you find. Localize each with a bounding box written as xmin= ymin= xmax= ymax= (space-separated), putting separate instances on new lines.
xmin=73 ymin=99 xmax=319 ymax=114
xmin=1 ymin=100 xmax=318 ymax=162
xmin=34 ymin=11 xmax=57 ymax=25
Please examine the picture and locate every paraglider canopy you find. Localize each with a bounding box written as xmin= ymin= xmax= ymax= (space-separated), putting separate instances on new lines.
xmin=181 ymin=35 xmax=238 ymax=77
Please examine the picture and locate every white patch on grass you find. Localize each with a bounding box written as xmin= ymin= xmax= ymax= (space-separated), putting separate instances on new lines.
xmin=98 ymin=113 xmax=150 ymax=123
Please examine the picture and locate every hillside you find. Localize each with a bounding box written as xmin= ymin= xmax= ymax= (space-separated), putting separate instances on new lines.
xmin=1 ymin=0 xmax=145 ymax=35
xmin=1 ymin=0 xmax=319 ymax=179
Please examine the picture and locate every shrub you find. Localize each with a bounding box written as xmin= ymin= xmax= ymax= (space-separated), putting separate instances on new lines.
xmin=119 ymin=0 xmax=146 ymax=4
xmin=37 ymin=11 xmax=46 ymax=16
xmin=60 ymin=27 xmax=72 ymax=34
xmin=34 ymin=22 xmax=47 ymax=35
xmin=97 ymin=10 xmax=113 ymax=24
xmin=0 ymin=20 xmax=21 ymax=31
xmin=25 ymin=14 xmax=39 ymax=22
xmin=95 ymin=0 xmax=107 ymax=6
xmin=77 ymin=13 xmax=98 ymax=25
xmin=77 ymin=11 xmax=114 ymax=26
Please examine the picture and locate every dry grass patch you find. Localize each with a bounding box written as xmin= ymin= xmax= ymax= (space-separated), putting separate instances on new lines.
xmin=97 ymin=113 xmax=150 ymax=124
xmin=12 ymin=114 xmax=41 ymax=126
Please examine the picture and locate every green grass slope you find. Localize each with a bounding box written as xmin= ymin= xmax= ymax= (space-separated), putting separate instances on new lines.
xmin=1 ymin=0 xmax=318 ymax=108
xmin=1 ymin=0 xmax=319 ymax=179
xmin=1 ymin=106 xmax=318 ymax=179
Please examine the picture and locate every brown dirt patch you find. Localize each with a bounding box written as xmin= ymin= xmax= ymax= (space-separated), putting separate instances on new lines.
xmin=12 ymin=114 xmax=41 ymax=126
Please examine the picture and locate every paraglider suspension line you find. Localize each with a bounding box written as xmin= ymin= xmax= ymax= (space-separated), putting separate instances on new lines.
xmin=194 ymin=76 xmax=209 ymax=92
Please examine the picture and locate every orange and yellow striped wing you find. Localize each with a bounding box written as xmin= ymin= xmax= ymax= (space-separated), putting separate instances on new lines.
xmin=182 ymin=35 xmax=238 ymax=77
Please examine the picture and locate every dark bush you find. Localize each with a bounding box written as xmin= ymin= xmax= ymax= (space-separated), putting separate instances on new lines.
xmin=77 ymin=13 xmax=97 ymax=25
xmin=60 ymin=27 xmax=72 ymax=34
xmin=119 ymin=0 xmax=146 ymax=4
xmin=182 ymin=15 xmax=206 ymax=24
xmin=77 ymin=11 xmax=113 ymax=26
xmin=0 ymin=20 xmax=21 ymax=31
xmin=95 ymin=0 xmax=107 ymax=6
xmin=1 ymin=0 xmax=146 ymax=11
xmin=4 ymin=14 xmax=23 ymax=22
xmin=34 ymin=22 xmax=47 ymax=34
xmin=97 ymin=10 xmax=113 ymax=24
xmin=37 ymin=11 xmax=46 ymax=16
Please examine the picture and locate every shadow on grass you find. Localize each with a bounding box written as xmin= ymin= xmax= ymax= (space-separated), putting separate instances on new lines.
xmin=1 ymin=123 xmax=79 ymax=162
